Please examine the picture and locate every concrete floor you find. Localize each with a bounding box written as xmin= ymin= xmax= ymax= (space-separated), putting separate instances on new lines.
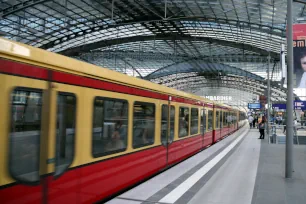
xmin=107 ymin=126 xmax=306 ymax=204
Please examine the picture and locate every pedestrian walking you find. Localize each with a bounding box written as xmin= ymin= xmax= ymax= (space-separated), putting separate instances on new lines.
xmin=252 ymin=115 xmax=257 ymax=128
xmin=248 ymin=115 xmax=254 ymax=128
xmin=258 ymin=119 xmax=265 ymax=139
xmin=283 ymin=118 xmax=286 ymax=133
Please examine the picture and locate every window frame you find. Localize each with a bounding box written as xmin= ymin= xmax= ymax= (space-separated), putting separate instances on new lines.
xmin=223 ymin=111 xmax=228 ymax=126
xmin=178 ymin=106 xmax=190 ymax=138
xmin=190 ymin=107 xmax=199 ymax=135
xmin=200 ymin=108 xmax=206 ymax=134
xmin=215 ymin=111 xmax=220 ymax=129
xmin=161 ymin=104 xmax=175 ymax=145
xmin=92 ymin=96 xmax=129 ymax=158
xmin=207 ymin=110 xmax=213 ymax=131
xmin=219 ymin=111 xmax=223 ymax=128
xmin=132 ymin=101 xmax=156 ymax=149
xmin=54 ymin=92 xmax=77 ymax=178
xmin=169 ymin=105 xmax=175 ymax=143
xmin=9 ymin=87 xmax=43 ymax=185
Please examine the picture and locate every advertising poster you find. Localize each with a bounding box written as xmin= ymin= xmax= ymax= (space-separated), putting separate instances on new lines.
xmin=293 ymin=24 xmax=306 ymax=88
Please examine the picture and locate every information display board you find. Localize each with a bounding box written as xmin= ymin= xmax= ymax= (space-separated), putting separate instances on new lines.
xmin=248 ymin=103 xmax=261 ymax=109
xmin=272 ymin=101 xmax=306 ymax=110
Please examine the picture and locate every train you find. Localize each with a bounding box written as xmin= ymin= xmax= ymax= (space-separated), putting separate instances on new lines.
xmin=0 ymin=37 xmax=246 ymax=204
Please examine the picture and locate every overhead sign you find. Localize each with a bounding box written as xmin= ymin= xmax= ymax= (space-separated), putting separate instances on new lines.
xmin=272 ymin=101 xmax=306 ymax=110
xmin=295 ymin=101 xmax=306 ymax=110
xmin=248 ymin=103 xmax=261 ymax=109
xmin=205 ymin=96 xmax=233 ymax=101
xmin=272 ymin=104 xmax=286 ymax=110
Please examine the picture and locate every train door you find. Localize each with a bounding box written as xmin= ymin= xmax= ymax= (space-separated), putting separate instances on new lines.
xmin=1 ymin=71 xmax=49 ymax=204
xmin=161 ymin=100 xmax=175 ymax=166
xmin=214 ymin=109 xmax=220 ymax=142
xmin=46 ymin=84 xmax=79 ymax=203
xmin=6 ymin=75 xmax=79 ymax=204
xmin=212 ymin=105 xmax=216 ymax=143
xmin=219 ymin=110 xmax=222 ymax=138
xmin=200 ymin=108 xmax=206 ymax=148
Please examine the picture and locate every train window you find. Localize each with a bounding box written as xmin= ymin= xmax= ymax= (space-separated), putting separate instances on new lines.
xmin=191 ymin=108 xmax=199 ymax=135
xmin=92 ymin=97 xmax=128 ymax=157
xmin=219 ymin=111 xmax=223 ymax=128
xmin=55 ymin=93 xmax=76 ymax=177
xmin=161 ymin=105 xmax=175 ymax=145
xmin=227 ymin=112 xmax=231 ymax=124
xmin=9 ymin=88 xmax=42 ymax=183
xmin=216 ymin=111 xmax=220 ymax=129
xmin=200 ymin=109 xmax=206 ymax=134
xmin=179 ymin=107 xmax=189 ymax=137
xmin=223 ymin=112 xmax=227 ymax=126
xmin=208 ymin=110 xmax=213 ymax=131
xmin=233 ymin=112 xmax=236 ymax=123
xmin=133 ymin=102 xmax=155 ymax=148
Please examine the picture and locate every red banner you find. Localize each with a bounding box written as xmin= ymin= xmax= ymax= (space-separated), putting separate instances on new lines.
xmin=293 ymin=24 xmax=306 ymax=40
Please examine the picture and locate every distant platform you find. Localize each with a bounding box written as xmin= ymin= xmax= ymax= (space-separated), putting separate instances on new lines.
xmin=107 ymin=127 xmax=306 ymax=204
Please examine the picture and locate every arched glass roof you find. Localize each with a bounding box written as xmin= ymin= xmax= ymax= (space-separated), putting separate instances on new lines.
xmin=144 ymin=59 xmax=264 ymax=81
xmin=2 ymin=0 xmax=304 ymax=106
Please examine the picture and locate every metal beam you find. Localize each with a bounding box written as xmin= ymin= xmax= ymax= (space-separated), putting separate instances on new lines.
xmin=158 ymin=74 xmax=283 ymax=94
xmin=59 ymin=34 xmax=280 ymax=58
xmin=84 ymin=50 xmax=272 ymax=63
xmin=78 ymin=54 xmax=143 ymax=78
xmin=144 ymin=58 xmax=265 ymax=81
xmin=154 ymin=74 xmax=287 ymax=99
xmin=1 ymin=0 xmax=52 ymax=18
xmin=38 ymin=15 xmax=285 ymax=50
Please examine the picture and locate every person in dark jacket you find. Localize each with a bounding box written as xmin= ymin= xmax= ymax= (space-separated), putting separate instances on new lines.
xmin=253 ymin=115 xmax=257 ymax=128
xmin=283 ymin=118 xmax=286 ymax=133
xmin=258 ymin=119 xmax=266 ymax=139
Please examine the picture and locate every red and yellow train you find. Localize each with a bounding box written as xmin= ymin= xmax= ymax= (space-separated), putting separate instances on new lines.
xmin=0 ymin=38 xmax=246 ymax=204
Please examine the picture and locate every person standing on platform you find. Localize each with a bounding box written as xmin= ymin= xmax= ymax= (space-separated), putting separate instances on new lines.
xmin=276 ymin=115 xmax=281 ymax=125
xmin=248 ymin=115 xmax=254 ymax=128
xmin=294 ymin=118 xmax=298 ymax=136
xmin=258 ymin=119 xmax=266 ymax=139
xmin=283 ymin=117 xmax=286 ymax=134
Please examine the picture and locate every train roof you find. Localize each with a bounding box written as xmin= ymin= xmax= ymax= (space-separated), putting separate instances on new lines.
xmin=0 ymin=37 xmax=238 ymax=110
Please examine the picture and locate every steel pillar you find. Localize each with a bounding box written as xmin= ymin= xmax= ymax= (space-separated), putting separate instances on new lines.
xmin=267 ymin=54 xmax=271 ymax=138
xmin=286 ymin=0 xmax=294 ymax=179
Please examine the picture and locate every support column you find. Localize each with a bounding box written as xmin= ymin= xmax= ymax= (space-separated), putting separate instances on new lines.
xmin=267 ymin=54 xmax=271 ymax=139
xmin=286 ymin=0 xmax=294 ymax=178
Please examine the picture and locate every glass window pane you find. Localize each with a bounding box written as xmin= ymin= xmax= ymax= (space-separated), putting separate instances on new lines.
xmin=179 ymin=107 xmax=189 ymax=137
xmin=228 ymin=112 xmax=233 ymax=124
xmin=161 ymin=105 xmax=168 ymax=145
xmin=133 ymin=102 xmax=155 ymax=148
xmin=208 ymin=110 xmax=213 ymax=131
xmin=92 ymin=97 xmax=128 ymax=157
xmin=55 ymin=93 xmax=76 ymax=176
xmin=10 ymin=89 xmax=42 ymax=183
xmin=170 ymin=106 xmax=175 ymax=141
xmin=216 ymin=111 xmax=220 ymax=129
xmin=191 ymin=108 xmax=199 ymax=135
xmin=201 ymin=109 xmax=206 ymax=134
xmin=161 ymin=105 xmax=175 ymax=144
xmin=233 ymin=112 xmax=237 ymax=123
xmin=220 ymin=111 xmax=223 ymax=128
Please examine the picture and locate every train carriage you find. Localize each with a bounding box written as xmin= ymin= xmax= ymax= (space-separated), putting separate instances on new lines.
xmin=0 ymin=38 xmax=246 ymax=204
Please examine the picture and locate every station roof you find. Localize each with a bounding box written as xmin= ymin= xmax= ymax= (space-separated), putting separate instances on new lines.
xmin=1 ymin=0 xmax=304 ymax=106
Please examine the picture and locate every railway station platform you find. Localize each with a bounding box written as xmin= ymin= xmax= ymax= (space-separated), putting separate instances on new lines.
xmin=107 ymin=126 xmax=306 ymax=204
